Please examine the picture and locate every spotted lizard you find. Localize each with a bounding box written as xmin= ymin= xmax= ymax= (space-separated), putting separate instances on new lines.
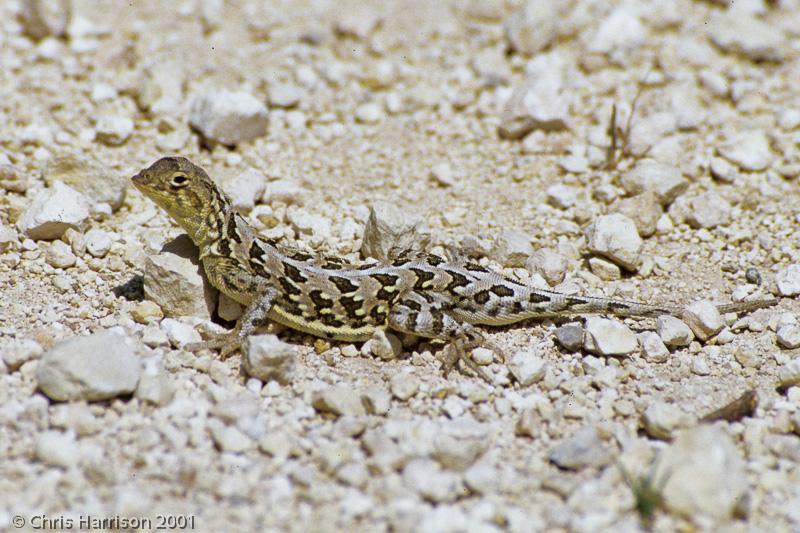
xmin=132 ymin=157 xmax=776 ymax=381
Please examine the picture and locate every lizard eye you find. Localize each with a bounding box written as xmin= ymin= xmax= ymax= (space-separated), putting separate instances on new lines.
xmin=170 ymin=173 xmax=189 ymax=188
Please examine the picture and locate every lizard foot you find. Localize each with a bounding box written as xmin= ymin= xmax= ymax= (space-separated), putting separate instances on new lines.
xmin=185 ymin=331 xmax=242 ymax=359
xmin=440 ymin=340 xmax=493 ymax=383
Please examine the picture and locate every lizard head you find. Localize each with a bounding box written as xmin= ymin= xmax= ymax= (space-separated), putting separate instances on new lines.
xmin=132 ymin=156 xmax=225 ymax=234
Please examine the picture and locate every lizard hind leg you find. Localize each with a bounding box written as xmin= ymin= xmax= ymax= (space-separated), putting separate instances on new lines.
xmin=186 ymin=286 xmax=278 ymax=359
xmin=387 ymin=296 xmax=495 ymax=382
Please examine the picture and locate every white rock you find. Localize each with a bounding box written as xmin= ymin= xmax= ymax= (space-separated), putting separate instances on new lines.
xmin=471 ymin=47 xmax=510 ymax=85
xmin=36 ymin=330 xmax=141 ymax=401
xmin=84 ymin=228 xmax=112 ymax=258
xmin=390 ymin=371 xmax=419 ymax=401
xmin=718 ymin=130 xmax=775 ymax=171
xmin=261 ymin=179 xmax=306 ymax=206
xmin=503 ymin=0 xmax=561 ymax=55
xmin=361 ymin=201 xmax=430 ymax=261
xmin=17 ymin=181 xmax=91 ymax=240
xmin=333 ymin=7 xmax=381 ymax=39
xmin=508 ymin=349 xmax=547 ymax=386
xmin=589 ymin=8 xmax=646 ymax=57
xmin=656 ymin=425 xmax=748 ymax=521
xmin=402 ymin=458 xmax=461 ymax=502
xmin=429 ymin=163 xmax=455 ymax=187
xmin=612 ymin=191 xmax=661 ymax=238
xmin=36 ymin=430 xmax=79 ymax=468
xmin=311 ymin=386 xmax=366 ymax=416
xmin=548 ymin=427 xmax=610 ymax=470
xmin=361 ymin=388 xmax=392 ymax=416
xmin=209 ymin=420 xmax=255 ymax=453
xmin=471 ymin=347 xmax=494 ymax=366
xmin=685 ymin=191 xmax=732 ymax=229
xmin=583 ymin=316 xmax=638 ymax=356
xmin=708 ymin=14 xmax=787 ymax=62
xmin=527 ymin=248 xmax=568 ymax=286
xmin=657 ymin=315 xmax=694 ymax=347
xmin=287 ymin=208 xmax=332 ymax=243
xmin=42 ymin=154 xmax=127 ymax=211
xmin=642 ymin=401 xmax=694 ymax=440
xmin=242 ymin=334 xmax=297 ymax=385
xmin=639 ymin=331 xmax=669 ymax=363
xmin=1 ymin=338 xmax=44 ymax=370
xmin=555 ymin=323 xmax=584 ymax=352
xmin=620 ymin=160 xmax=688 ymax=206
xmin=691 ymin=357 xmax=710 ymax=376
xmin=136 ymin=59 xmax=185 ymax=115
xmin=144 ymin=236 xmax=218 ymax=320
xmin=776 ymin=265 xmax=800 ymax=296
xmin=221 ymin=169 xmax=265 ymax=212
xmin=588 ymin=256 xmax=621 ymax=281
xmin=90 ymin=83 xmax=117 ymax=102
xmin=189 ymin=90 xmax=269 ymax=146
xmin=585 ymin=213 xmax=642 ymax=271
xmin=499 ymin=53 xmax=569 ymax=138
xmin=135 ymin=356 xmax=174 ymax=406
xmin=354 ymin=102 xmax=382 ymax=124
xmin=94 ymin=115 xmax=134 ymax=145
xmin=709 ymin=157 xmax=738 ymax=184
xmin=267 ymin=82 xmax=302 ymax=108
xmin=490 ymin=230 xmax=533 ymax=267
xmin=160 ymin=318 xmax=201 ymax=348
xmin=369 ymin=329 xmax=402 ymax=360
xmin=545 ymin=184 xmax=578 ymax=209
xmin=777 ymin=325 xmax=800 ymax=350
xmin=682 ymin=300 xmax=724 ymax=341
xmin=45 ymin=240 xmax=76 ymax=268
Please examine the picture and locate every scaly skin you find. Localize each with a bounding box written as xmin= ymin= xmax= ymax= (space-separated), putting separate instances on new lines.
xmin=132 ymin=157 xmax=776 ymax=381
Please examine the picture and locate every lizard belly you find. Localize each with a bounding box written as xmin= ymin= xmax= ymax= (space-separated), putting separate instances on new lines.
xmin=267 ymin=305 xmax=377 ymax=342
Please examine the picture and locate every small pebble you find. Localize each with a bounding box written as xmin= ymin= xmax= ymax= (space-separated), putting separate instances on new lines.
xmin=583 ymin=316 xmax=638 ymax=356
xmin=657 ymin=316 xmax=694 ymax=347
xmin=585 ymin=213 xmax=642 ymax=271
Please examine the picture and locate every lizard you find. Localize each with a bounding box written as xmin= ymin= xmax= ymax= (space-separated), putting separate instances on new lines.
xmin=131 ymin=156 xmax=777 ymax=381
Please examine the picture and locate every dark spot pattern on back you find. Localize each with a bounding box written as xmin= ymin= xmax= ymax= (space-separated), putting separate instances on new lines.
xmin=248 ymin=259 xmax=270 ymax=279
xmin=473 ymin=290 xmax=490 ymax=305
xmin=285 ymin=249 xmax=313 ymax=261
xmin=283 ymin=262 xmax=308 ymax=283
xmin=319 ymin=314 xmax=345 ymax=328
xmin=404 ymin=299 xmax=422 ymax=311
xmin=278 ymin=277 xmax=302 ymax=296
xmin=444 ymin=271 xmax=470 ymax=293
xmin=465 ymin=263 xmax=489 ymax=273
xmin=370 ymin=305 xmax=388 ymax=323
xmin=431 ymin=309 xmax=444 ymax=332
xmin=249 ymin=242 xmax=264 ymax=261
xmin=227 ymin=216 xmax=242 ymax=243
xmin=370 ymin=273 xmax=400 ymax=287
xmin=339 ymin=295 xmax=364 ymax=319
xmin=426 ymin=255 xmax=444 ymax=266
xmin=606 ymin=301 xmax=631 ymax=311
xmin=405 ymin=311 xmax=419 ymax=329
xmin=329 ymin=276 xmax=359 ymax=294
xmin=529 ymin=292 xmax=551 ymax=303
xmin=410 ymin=268 xmax=435 ymax=290
xmin=309 ymin=290 xmax=334 ymax=310
xmin=566 ymin=296 xmax=588 ymax=308
xmin=511 ymin=301 xmax=524 ymax=313
xmin=490 ymin=285 xmax=515 ymax=298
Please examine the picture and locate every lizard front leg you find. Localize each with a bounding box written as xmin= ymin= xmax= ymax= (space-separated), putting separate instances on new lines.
xmin=187 ymin=286 xmax=278 ymax=358
xmin=387 ymin=295 xmax=494 ymax=382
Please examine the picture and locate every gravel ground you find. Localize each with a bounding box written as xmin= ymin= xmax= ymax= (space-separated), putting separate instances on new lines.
xmin=1 ymin=0 xmax=800 ymax=532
